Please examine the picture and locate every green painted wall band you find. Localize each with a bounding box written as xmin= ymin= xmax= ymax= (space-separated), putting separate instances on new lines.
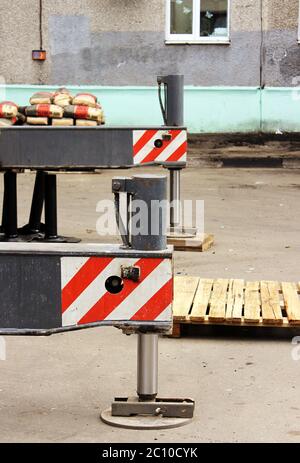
xmin=0 ymin=86 xmax=299 ymax=133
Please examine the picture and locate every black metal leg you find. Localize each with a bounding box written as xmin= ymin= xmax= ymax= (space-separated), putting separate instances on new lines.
xmin=45 ymin=174 xmax=58 ymax=239
xmin=36 ymin=173 xmax=80 ymax=244
xmin=0 ymin=171 xmax=19 ymax=241
xmin=19 ymin=171 xmax=45 ymax=235
xmin=1 ymin=174 xmax=8 ymax=234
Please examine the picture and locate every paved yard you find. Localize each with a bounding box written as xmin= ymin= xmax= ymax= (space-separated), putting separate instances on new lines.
xmin=0 ymin=167 xmax=299 ymax=443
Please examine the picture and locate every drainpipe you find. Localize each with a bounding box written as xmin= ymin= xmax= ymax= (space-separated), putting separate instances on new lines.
xmin=259 ymin=0 xmax=264 ymax=132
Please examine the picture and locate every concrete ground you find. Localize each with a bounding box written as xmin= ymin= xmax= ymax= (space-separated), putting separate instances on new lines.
xmin=0 ymin=167 xmax=300 ymax=443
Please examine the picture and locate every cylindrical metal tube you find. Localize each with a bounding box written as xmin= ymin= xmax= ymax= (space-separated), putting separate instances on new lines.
xmin=1 ymin=175 xmax=8 ymax=232
xmin=158 ymin=75 xmax=184 ymax=230
xmin=45 ymin=174 xmax=58 ymax=239
xmin=165 ymin=75 xmax=184 ymax=127
xmin=28 ymin=171 xmax=45 ymax=233
xmin=137 ymin=334 xmax=158 ymax=401
xmin=4 ymin=171 xmax=18 ymax=238
xmin=170 ymin=168 xmax=181 ymax=229
xmin=130 ymin=174 xmax=167 ymax=251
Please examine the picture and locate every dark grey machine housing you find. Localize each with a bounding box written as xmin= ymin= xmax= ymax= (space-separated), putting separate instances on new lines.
xmin=0 ymin=243 xmax=173 ymax=335
xmin=0 ymin=126 xmax=186 ymax=169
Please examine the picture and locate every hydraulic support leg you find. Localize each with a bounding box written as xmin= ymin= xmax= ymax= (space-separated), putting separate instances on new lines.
xmin=168 ymin=167 xmax=197 ymax=236
xmin=44 ymin=173 xmax=58 ymax=240
xmin=38 ymin=173 xmax=80 ymax=243
xmin=158 ymin=75 xmax=196 ymax=237
xmin=102 ymin=333 xmax=195 ymax=429
xmin=169 ymin=167 xmax=182 ymax=230
xmin=101 ymin=174 xmax=195 ymax=429
xmin=0 ymin=174 xmax=8 ymax=235
xmin=19 ymin=171 xmax=45 ymax=236
xmin=137 ymin=334 xmax=158 ymax=401
xmin=0 ymin=171 xmax=21 ymax=242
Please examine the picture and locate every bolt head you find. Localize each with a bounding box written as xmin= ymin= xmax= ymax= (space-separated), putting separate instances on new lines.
xmin=112 ymin=181 xmax=121 ymax=191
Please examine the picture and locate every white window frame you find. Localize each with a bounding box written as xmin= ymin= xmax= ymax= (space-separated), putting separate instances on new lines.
xmin=165 ymin=0 xmax=231 ymax=44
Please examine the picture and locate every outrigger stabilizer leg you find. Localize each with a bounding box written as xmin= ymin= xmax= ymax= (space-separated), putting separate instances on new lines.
xmin=18 ymin=170 xmax=46 ymax=238
xmin=0 ymin=170 xmax=24 ymax=242
xmin=4 ymin=170 xmax=81 ymax=243
xmin=158 ymin=75 xmax=197 ymax=238
xmin=101 ymin=333 xmax=195 ymax=430
xmin=100 ymin=174 xmax=195 ymax=430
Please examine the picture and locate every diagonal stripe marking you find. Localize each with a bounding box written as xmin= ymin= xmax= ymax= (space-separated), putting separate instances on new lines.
xmin=61 ymin=257 xmax=89 ymax=288
xmin=62 ymin=257 xmax=114 ymax=313
xmin=131 ymin=279 xmax=173 ymax=321
xmin=133 ymin=130 xmax=146 ymax=145
xmin=166 ymin=141 xmax=187 ymax=162
xmin=133 ymin=130 xmax=158 ymax=156
xmin=105 ymin=260 xmax=172 ymax=321
xmin=154 ymin=131 xmax=187 ymax=162
xmin=62 ymin=258 xmax=139 ymax=326
xmin=78 ymin=258 xmax=164 ymax=325
xmin=133 ymin=131 xmax=162 ymax=165
xmin=140 ymin=130 xmax=182 ymax=164
xmin=155 ymin=304 xmax=172 ymax=322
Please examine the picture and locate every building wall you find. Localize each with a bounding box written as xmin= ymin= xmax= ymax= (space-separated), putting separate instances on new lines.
xmin=263 ymin=0 xmax=300 ymax=87
xmin=0 ymin=1 xmax=300 ymax=133
xmin=0 ymin=0 xmax=298 ymax=87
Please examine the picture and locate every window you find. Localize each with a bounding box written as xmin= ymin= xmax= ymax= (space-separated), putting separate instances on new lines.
xmin=166 ymin=0 xmax=230 ymax=44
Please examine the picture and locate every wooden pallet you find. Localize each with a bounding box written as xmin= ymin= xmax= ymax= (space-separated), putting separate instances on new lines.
xmin=167 ymin=233 xmax=214 ymax=252
xmin=172 ymin=276 xmax=300 ymax=337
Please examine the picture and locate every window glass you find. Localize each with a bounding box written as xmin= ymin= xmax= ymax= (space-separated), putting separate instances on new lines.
xmin=200 ymin=0 xmax=228 ymax=37
xmin=170 ymin=0 xmax=193 ymax=35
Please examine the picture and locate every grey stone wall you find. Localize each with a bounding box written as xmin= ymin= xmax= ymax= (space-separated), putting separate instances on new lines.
xmin=0 ymin=0 xmax=299 ymax=86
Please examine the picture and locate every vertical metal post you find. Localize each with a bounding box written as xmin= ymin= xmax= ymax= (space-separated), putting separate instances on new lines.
xmin=158 ymin=74 xmax=184 ymax=127
xmin=130 ymin=174 xmax=167 ymax=251
xmin=3 ymin=171 xmax=18 ymax=239
xmin=44 ymin=174 xmax=58 ymax=239
xmin=137 ymin=334 xmax=158 ymax=401
xmin=170 ymin=168 xmax=181 ymax=229
xmin=28 ymin=171 xmax=45 ymax=233
xmin=158 ymin=75 xmax=184 ymax=231
xmin=1 ymin=175 xmax=8 ymax=233
xmin=104 ymin=173 xmax=195 ymax=426
xmin=130 ymin=175 xmax=167 ymax=403
xmin=165 ymin=75 xmax=184 ymax=126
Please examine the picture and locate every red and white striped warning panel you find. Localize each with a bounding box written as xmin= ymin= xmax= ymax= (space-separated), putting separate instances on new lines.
xmin=133 ymin=129 xmax=187 ymax=165
xmin=61 ymin=257 xmax=173 ymax=327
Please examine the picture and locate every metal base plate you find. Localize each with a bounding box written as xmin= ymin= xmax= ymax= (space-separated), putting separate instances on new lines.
xmin=0 ymin=235 xmax=31 ymax=242
xmin=0 ymin=234 xmax=81 ymax=243
xmin=100 ymin=408 xmax=193 ymax=430
xmin=34 ymin=235 xmax=81 ymax=243
xmin=18 ymin=223 xmax=46 ymax=235
xmin=167 ymin=227 xmax=197 ymax=239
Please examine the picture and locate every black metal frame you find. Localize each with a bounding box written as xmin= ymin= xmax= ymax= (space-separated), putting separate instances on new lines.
xmin=1 ymin=170 xmax=80 ymax=243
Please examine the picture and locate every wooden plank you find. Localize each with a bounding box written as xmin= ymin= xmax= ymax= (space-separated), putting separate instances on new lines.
xmin=208 ymin=279 xmax=229 ymax=322
xmin=226 ymin=279 xmax=244 ymax=323
xmin=282 ymin=282 xmax=300 ymax=325
xmin=244 ymin=281 xmax=261 ymax=324
xmin=260 ymin=281 xmax=282 ymax=324
xmin=168 ymin=233 xmax=214 ymax=252
xmin=170 ymin=323 xmax=181 ymax=338
xmin=260 ymin=281 xmax=283 ymax=325
xmin=173 ymin=276 xmax=199 ymax=321
xmin=171 ymin=277 xmax=300 ymax=332
xmin=190 ymin=279 xmax=214 ymax=322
